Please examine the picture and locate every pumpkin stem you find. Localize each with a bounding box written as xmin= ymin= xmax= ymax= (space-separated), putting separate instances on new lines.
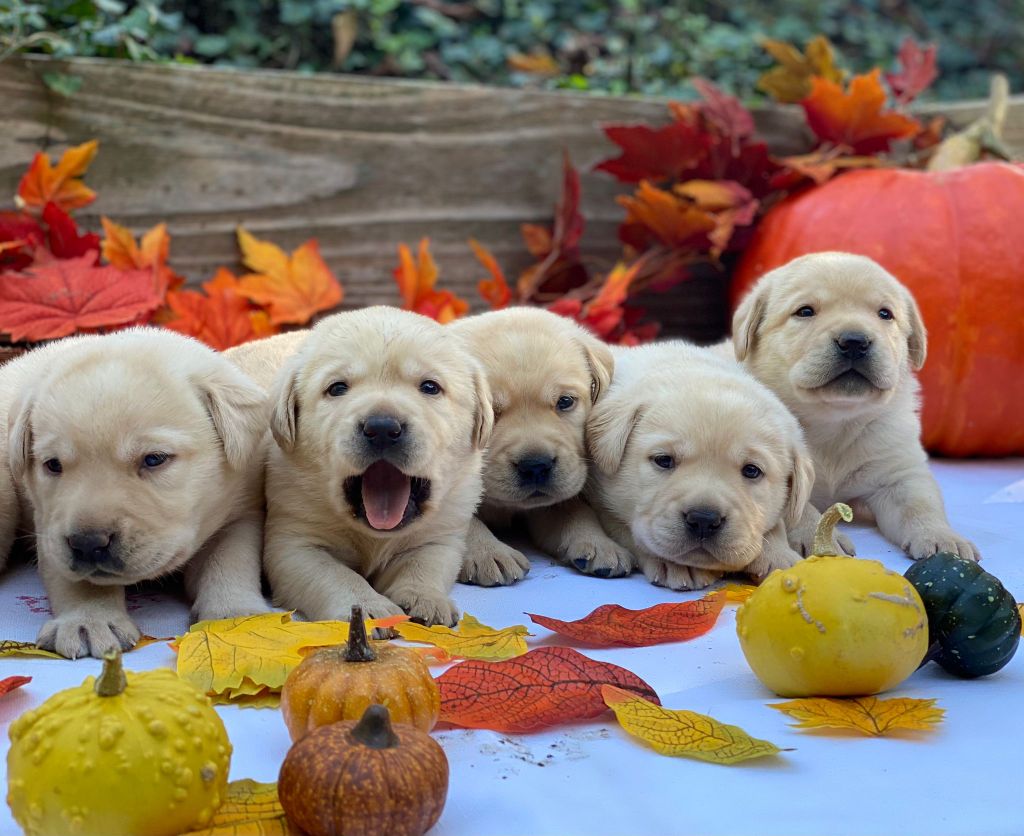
xmin=94 ymin=649 xmax=127 ymax=697
xmin=344 ymin=605 xmax=377 ymax=663
xmin=349 ymin=704 xmax=400 ymax=750
xmin=927 ymin=73 xmax=1013 ymax=171
xmin=813 ymin=503 xmax=853 ymax=556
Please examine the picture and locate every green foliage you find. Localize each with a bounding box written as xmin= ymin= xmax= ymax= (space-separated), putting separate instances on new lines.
xmin=2 ymin=0 xmax=1022 ymax=101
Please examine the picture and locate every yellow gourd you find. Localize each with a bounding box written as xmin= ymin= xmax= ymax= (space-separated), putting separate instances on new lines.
xmin=7 ymin=650 xmax=231 ymax=836
xmin=736 ymin=504 xmax=929 ymax=697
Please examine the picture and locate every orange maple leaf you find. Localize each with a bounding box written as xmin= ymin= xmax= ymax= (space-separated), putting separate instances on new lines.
xmin=468 ymin=238 xmax=511 ymax=309
xmin=164 ymin=268 xmax=278 ymax=351
xmin=236 ymin=228 xmax=343 ymax=326
xmin=801 ymin=69 xmax=921 ymax=155
xmin=393 ymin=238 xmax=469 ymax=324
xmin=618 ymin=180 xmax=716 ymax=252
xmin=16 ymin=140 xmax=99 ymax=214
xmin=101 ymin=218 xmax=185 ymax=297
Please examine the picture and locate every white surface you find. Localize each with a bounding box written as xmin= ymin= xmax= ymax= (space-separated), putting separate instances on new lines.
xmin=1 ymin=459 xmax=1022 ymax=836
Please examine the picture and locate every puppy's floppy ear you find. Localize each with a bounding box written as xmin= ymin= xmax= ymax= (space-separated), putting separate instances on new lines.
xmin=784 ymin=435 xmax=816 ymax=531
xmin=269 ymin=358 xmax=302 ymax=453
xmin=902 ymin=286 xmax=927 ymax=370
xmin=195 ymin=361 xmax=268 ymax=470
xmin=470 ymin=362 xmax=494 ymax=449
xmin=7 ymin=387 xmax=34 ymax=481
xmin=732 ymin=279 xmax=770 ymax=362
xmin=587 ymin=396 xmax=641 ymax=475
xmin=575 ymin=330 xmax=614 ymax=404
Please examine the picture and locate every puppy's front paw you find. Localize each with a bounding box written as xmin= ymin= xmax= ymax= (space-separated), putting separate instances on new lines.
xmin=640 ymin=559 xmax=721 ymax=591
xmin=389 ymin=589 xmax=459 ymax=627
xmin=903 ymin=529 xmax=981 ymax=562
xmin=37 ymin=611 xmax=141 ymax=660
xmin=459 ymin=542 xmax=530 ymax=587
xmin=564 ymin=537 xmax=635 ymax=579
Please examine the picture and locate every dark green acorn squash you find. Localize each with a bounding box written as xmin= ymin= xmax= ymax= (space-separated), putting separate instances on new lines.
xmin=905 ymin=552 xmax=1021 ymax=678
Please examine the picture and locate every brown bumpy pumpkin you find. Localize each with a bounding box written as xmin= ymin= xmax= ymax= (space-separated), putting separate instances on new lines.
xmin=281 ymin=605 xmax=439 ymax=740
xmin=278 ymin=704 xmax=449 ymax=836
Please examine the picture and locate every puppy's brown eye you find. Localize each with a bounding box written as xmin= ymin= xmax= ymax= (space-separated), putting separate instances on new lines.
xmin=878 ymin=308 xmax=894 ymax=320
xmin=556 ymin=395 xmax=576 ymax=412
xmin=142 ymin=452 xmax=170 ymax=469
xmin=326 ymin=381 xmax=349 ymax=397
xmin=652 ymin=455 xmax=675 ymax=470
xmin=741 ymin=464 xmax=763 ymax=480
xmin=794 ymin=306 xmax=815 ymax=318
xmin=419 ymin=380 xmax=442 ymax=395
xmin=43 ymin=458 xmax=62 ymax=475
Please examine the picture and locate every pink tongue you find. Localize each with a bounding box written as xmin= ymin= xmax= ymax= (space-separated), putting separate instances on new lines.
xmin=361 ymin=461 xmax=412 ymax=530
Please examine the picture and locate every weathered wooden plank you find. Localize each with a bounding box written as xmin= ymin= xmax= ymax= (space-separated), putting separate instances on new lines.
xmin=1 ymin=56 xmax=1021 ymax=342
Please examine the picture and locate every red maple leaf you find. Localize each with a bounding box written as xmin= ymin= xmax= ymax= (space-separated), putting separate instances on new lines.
xmin=42 ymin=202 xmax=101 ymax=260
xmin=0 ymin=254 xmax=162 ymax=342
xmin=595 ymin=120 xmax=711 ymax=184
xmin=548 ymin=261 xmax=658 ymax=346
xmin=0 ymin=212 xmax=44 ymax=271
xmin=886 ymin=38 xmax=938 ymax=105
xmin=802 ymin=69 xmax=921 ymax=155
xmin=690 ymin=78 xmax=755 ymax=148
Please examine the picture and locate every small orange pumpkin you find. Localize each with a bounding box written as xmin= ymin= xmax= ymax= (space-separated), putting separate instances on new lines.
xmin=281 ymin=605 xmax=439 ymax=740
xmin=278 ymin=704 xmax=449 ymax=836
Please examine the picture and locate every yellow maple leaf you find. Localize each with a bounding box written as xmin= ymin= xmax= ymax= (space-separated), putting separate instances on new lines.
xmin=395 ymin=613 xmax=530 ymax=662
xmin=181 ymin=779 xmax=297 ymax=836
xmin=769 ymin=696 xmax=944 ymax=736
xmin=758 ymin=35 xmax=845 ymax=103
xmin=602 ymin=685 xmax=784 ymax=764
xmin=175 ymin=611 xmax=406 ymax=703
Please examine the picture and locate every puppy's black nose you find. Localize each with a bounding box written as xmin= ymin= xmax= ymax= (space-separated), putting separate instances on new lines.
xmin=836 ymin=331 xmax=872 ymax=360
xmin=515 ymin=455 xmax=555 ymax=487
xmin=684 ymin=509 xmax=724 ymax=539
xmin=362 ymin=415 xmax=404 ymax=452
xmin=67 ymin=530 xmax=120 ymax=571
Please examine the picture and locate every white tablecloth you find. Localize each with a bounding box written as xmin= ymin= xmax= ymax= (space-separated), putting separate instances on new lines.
xmin=1 ymin=460 xmax=1022 ymax=836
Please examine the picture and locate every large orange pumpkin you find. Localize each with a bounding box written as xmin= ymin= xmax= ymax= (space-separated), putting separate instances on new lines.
xmin=731 ymin=162 xmax=1024 ymax=456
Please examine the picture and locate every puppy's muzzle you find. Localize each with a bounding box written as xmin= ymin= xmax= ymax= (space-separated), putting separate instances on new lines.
xmin=683 ymin=508 xmax=725 ymax=541
xmin=362 ymin=414 xmax=405 ymax=453
xmin=67 ymin=529 xmax=124 ymax=576
xmin=835 ymin=331 xmax=872 ymax=361
xmin=515 ymin=454 xmax=556 ymax=489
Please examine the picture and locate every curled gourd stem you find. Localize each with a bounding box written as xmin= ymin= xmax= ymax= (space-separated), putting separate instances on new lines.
xmin=928 ymin=73 xmax=1012 ymax=171
xmin=94 ymin=649 xmax=127 ymax=697
xmin=350 ymin=704 xmax=400 ymax=750
xmin=344 ymin=605 xmax=377 ymax=663
xmin=813 ymin=503 xmax=853 ymax=556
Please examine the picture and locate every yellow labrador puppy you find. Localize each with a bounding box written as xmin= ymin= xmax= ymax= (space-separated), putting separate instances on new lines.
xmin=450 ymin=308 xmax=626 ymax=584
xmin=234 ymin=307 xmax=492 ymax=626
xmin=0 ymin=329 xmax=269 ymax=658
xmin=586 ymin=341 xmax=812 ymax=590
xmin=733 ymin=251 xmax=978 ymax=561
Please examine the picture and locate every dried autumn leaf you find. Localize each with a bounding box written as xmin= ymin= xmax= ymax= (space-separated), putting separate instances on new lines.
xmin=469 ymin=238 xmax=512 ymax=309
xmin=674 ymin=179 xmax=758 ymax=256
xmin=0 ymin=675 xmax=31 ymax=697
xmin=691 ymin=78 xmax=755 ymax=147
xmin=181 ymin=779 xmax=297 ymax=836
xmin=0 ymin=212 xmax=44 ymax=270
xmin=175 ymin=611 xmax=407 ymax=704
xmin=165 ymin=278 xmax=279 ymax=352
xmin=395 ymin=613 xmax=529 ymax=661
xmin=802 ymin=69 xmax=921 ymax=155
xmin=101 ymin=217 xmax=185 ymax=296
xmin=770 ymin=696 xmax=945 ymax=736
xmin=393 ymin=238 xmax=469 ymax=323
xmin=508 ymin=51 xmax=560 ymax=77
xmin=237 ymin=228 xmax=343 ymax=325
xmin=16 ymin=140 xmax=99 ymax=214
xmin=758 ymin=35 xmax=844 ymax=103
xmin=437 ymin=646 xmax=659 ymax=733
xmin=618 ymin=180 xmax=716 ymax=252
xmin=595 ymin=120 xmax=710 ymax=184
xmin=770 ymin=149 xmax=882 ymax=190
xmin=527 ymin=591 xmax=725 ymax=648
xmin=603 ymin=685 xmax=783 ymax=764
xmin=0 ymin=254 xmax=163 ymax=342
xmin=42 ymin=202 xmax=100 ymax=260
xmin=720 ymin=583 xmax=757 ymax=604
xmin=886 ymin=38 xmax=938 ymax=104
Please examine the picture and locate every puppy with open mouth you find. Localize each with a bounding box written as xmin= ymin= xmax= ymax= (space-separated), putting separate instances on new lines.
xmin=733 ymin=251 xmax=978 ymax=561
xmin=584 ymin=342 xmax=812 ymax=591
xmin=237 ymin=307 xmax=493 ymax=626
xmin=0 ymin=329 xmax=270 ymax=658
xmin=450 ymin=308 xmax=627 ymax=586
